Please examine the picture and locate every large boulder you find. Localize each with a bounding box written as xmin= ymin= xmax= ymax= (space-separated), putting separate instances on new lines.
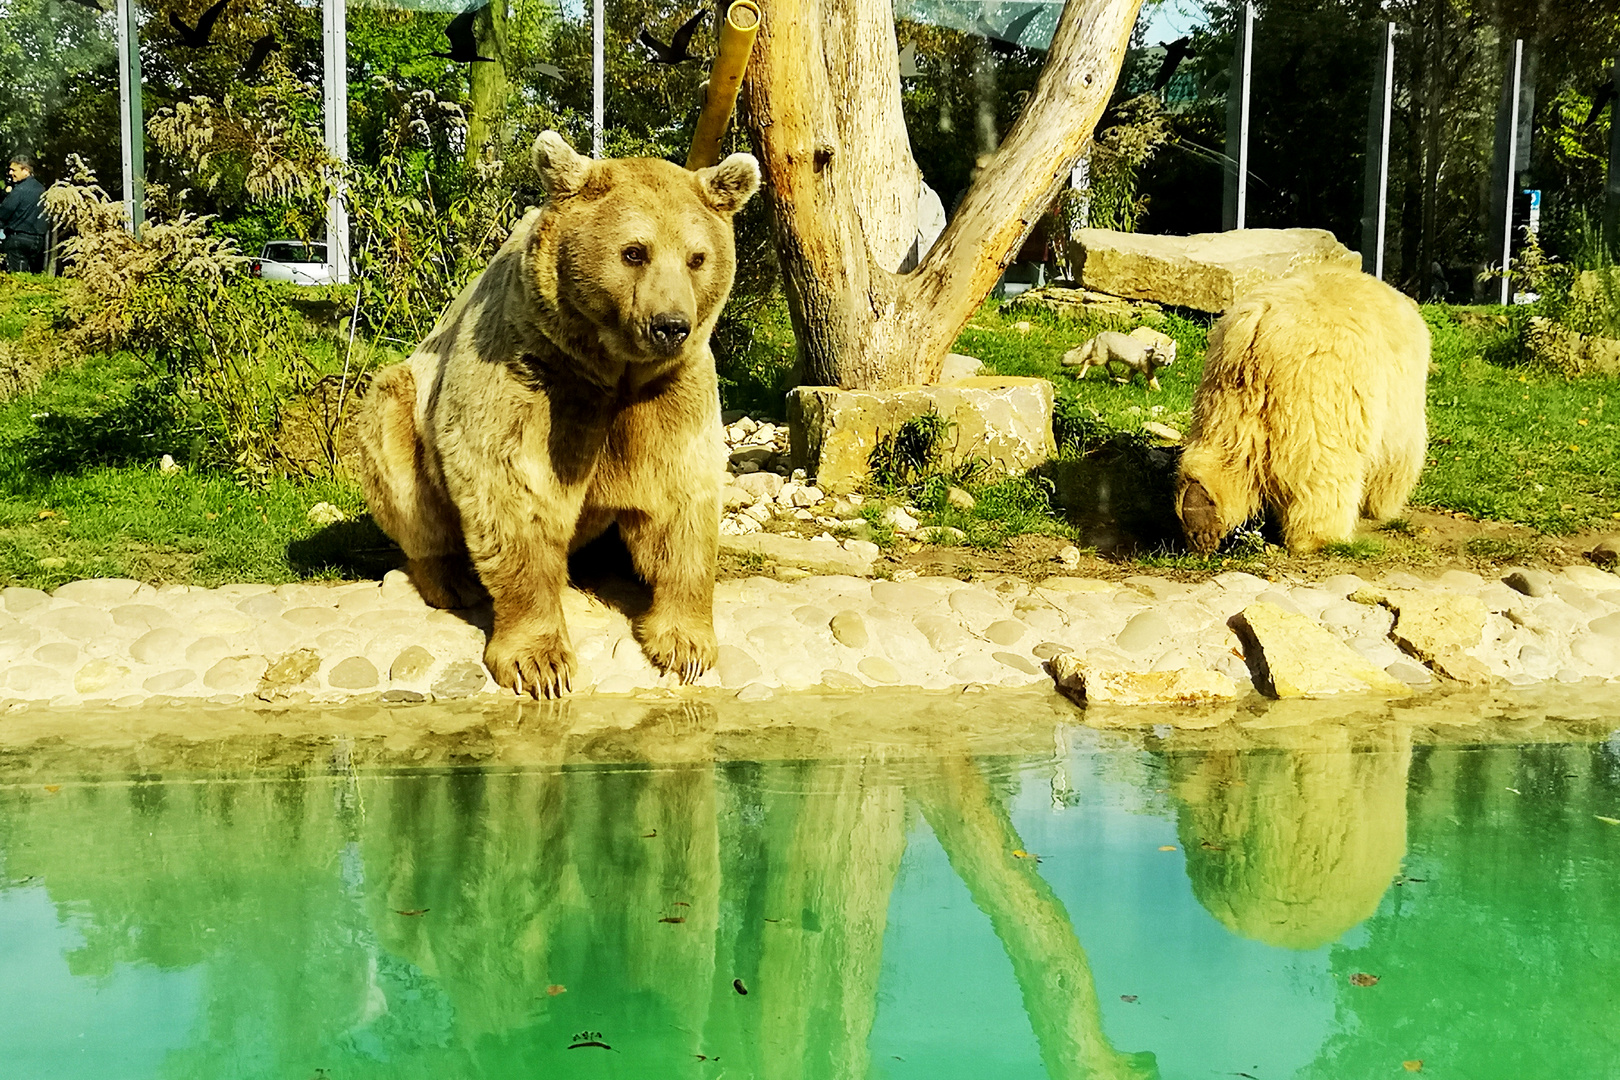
xmin=1067 ymin=227 xmax=1362 ymax=313
xmin=788 ymin=377 xmax=1055 ymax=495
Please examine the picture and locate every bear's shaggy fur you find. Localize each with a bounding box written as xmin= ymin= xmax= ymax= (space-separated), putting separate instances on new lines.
xmin=1176 ymin=263 xmax=1430 ymax=554
xmin=356 ymin=131 xmax=760 ymax=697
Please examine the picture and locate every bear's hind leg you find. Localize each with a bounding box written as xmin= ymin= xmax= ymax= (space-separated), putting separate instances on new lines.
xmin=1277 ymin=474 xmax=1362 ymax=553
xmin=618 ymin=502 xmax=719 ymax=684
xmin=1361 ymin=446 xmax=1422 ymax=523
xmin=356 ymin=365 xmax=484 ymax=609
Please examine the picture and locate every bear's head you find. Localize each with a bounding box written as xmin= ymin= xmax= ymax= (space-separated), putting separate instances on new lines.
xmin=529 ymin=130 xmax=760 ymax=366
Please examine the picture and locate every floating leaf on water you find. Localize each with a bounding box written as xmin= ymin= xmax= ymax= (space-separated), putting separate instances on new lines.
xmin=395 ymin=908 xmax=429 ymax=917
xmin=1120 ymin=994 xmax=1138 ymax=1003
xmin=1403 ymin=1061 xmax=1423 ymax=1072
xmin=43 ymin=785 xmax=61 ymax=793
xmin=1159 ymin=845 xmax=1177 ymax=852
xmin=546 ymin=985 xmax=567 ymax=996
xmin=1349 ymin=972 xmax=1379 ymax=987
xmin=1596 ymin=815 xmax=1620 ymax=825
xmin=733 ymin=978 xmax=748 ymax=995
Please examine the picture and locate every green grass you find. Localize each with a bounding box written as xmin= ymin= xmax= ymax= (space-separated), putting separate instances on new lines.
xmin=1323 ymin=538 xmax=1386 ymax=560
xmin=0 ymin=351 xmax=386 ymax=589
xmin=1 ymin=283 xmax=1616 ymax=591
xmin=959 ymin=298 xmax=1209 ymax=455
xmin=911 ymin=474 xmax=1077 ymax=549
xmin=1416 ymin=305 xmax=1620 ymax=533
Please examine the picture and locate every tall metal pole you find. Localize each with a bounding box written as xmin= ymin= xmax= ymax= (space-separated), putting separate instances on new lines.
xmin=115 ymin=0 xmax=144 ymax=233
xmin=1360 ymin=22 xmax=1395 ymax=279
xmin=1497 ymin=39 xmax=1523 ymax=306
xmin=1606 ymin=52 xmax=1620 ymax=254
xmin=1222 ymin=2 xmax=1254 ymax=230
xmin=323 ymin=0 xmax=350 ymax=283
xmin=592 ymin=0 xmax=604 ymax=157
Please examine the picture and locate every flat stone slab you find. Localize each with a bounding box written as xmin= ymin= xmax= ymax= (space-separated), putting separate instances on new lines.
xmin=1230 ymin=602 xmax=1412 ymax=698
xmin=1050 ymin=654 xmax=1237 ymax=705
xmin=718 ymin=533 xmax=877 ymax=577
xmin=1067 ymin=227 xmax=1361 ymax=313
xmin=787 ymin=378 xmax=1055 ymax=495
xmin=1352 ymin=587 xmax=1493 ymax=685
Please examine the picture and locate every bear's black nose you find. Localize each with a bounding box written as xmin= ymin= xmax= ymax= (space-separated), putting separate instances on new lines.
xmin=648 ymin=313 xmax=691 ymax=352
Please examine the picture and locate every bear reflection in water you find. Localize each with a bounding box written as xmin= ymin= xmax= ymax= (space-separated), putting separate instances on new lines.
xmin=357 ymin=131 xmax=761 ymax=698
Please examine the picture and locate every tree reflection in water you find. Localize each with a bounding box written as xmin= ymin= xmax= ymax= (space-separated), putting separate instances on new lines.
xmin=6 ymin=699 xmax=1620 ymax=1077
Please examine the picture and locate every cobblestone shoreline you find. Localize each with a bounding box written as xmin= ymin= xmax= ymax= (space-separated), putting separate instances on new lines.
xmin=0 ymin=561 xmax=1616 ymax=710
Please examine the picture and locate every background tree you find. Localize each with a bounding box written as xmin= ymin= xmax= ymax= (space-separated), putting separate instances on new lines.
xmin=742 ymin=0 xmax=1147 ymax=391
xmin=1138 ymin=0 xmax=1620 ymax=293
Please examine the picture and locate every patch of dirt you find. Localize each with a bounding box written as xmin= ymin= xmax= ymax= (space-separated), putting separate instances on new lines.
xmin=719 ymin=509 xmax=1620 ymax=586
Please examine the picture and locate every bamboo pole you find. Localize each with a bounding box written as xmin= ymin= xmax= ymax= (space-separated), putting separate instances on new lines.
xmin=686 ymin=0 xmax=762 ymax=170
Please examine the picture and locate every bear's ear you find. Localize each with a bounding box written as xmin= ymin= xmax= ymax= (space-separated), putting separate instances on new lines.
xmin=696 ymin=153 xmax=761 ymax=215
xmin=532 ymin=131 xmax=592 ymax=198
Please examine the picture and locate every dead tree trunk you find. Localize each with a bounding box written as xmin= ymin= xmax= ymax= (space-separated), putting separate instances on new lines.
xmin=743 ymin=0 xmax=1144 ymax=390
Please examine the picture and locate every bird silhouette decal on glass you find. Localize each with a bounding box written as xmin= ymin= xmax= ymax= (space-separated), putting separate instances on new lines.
xmin=431 ymin=4 xmax=497 ymax=64
xmin=638 ymin=9 xmax=707 ymax=65
xmin=532 ymin=61 xmax=564 ymax=81
xmin=64 ymin=0 xmax=113 ymax=14
xmin=975 ymin=7 xmax=1040 ymax=58
xmin=1151 ymin=36 xmax=1195 ymax=93
xmin=170 ymin=0 xmax=230 ymax=48
xmin=898 ymin=41 xmax=921 ymax=78
xmin=1586 ymin=80 xmax=1616 ymax=128
xmin=240 ymin=32 xmax=280 ymax=81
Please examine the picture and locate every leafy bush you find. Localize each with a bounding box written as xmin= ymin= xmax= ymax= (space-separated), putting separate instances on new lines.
xmin=43 ymin=162 xmax=363 ymax=481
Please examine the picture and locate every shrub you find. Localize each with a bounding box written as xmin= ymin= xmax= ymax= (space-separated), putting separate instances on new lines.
xmin=44 ymin=161 xmax=362 ymax=481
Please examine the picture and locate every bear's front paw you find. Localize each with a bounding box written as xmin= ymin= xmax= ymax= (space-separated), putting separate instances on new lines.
xmin=642 ymin=624 xmax=718 ymax=685
xmin=1178 ymin=479 xmax=1226 ymax=555
xmin=485 ymin=630 xmax=575 ymax=699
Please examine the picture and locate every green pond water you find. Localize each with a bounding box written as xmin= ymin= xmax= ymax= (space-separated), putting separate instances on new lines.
xmin=3 ymin=717 xmax=1620 ymax=1079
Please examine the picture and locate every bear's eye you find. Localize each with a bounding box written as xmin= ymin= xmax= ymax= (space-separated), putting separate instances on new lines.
xmin=622 ymin=245 xmax=647 ymax=265
xmin=688 ymin=252 xmax=707 ymax=270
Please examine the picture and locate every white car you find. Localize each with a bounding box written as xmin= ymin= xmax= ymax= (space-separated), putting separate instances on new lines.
xmin=250 ymin=241 xmax=335 ymax=285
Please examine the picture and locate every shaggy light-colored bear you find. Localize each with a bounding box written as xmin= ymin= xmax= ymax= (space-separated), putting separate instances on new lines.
xmin=356 ymin=131 xmax=760 ymax=697
xmin=1176 ymin=263 xmax=1430 ymax=554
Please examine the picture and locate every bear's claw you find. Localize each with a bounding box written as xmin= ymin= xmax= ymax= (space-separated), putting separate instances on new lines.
xmin=643 ymin=627 xmax=717 ymax=685
xmin=486 ymin=631 xmax=575 ymax=699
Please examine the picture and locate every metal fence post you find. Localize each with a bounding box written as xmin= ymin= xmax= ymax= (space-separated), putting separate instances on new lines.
xmin=1607 ymin=52 xmax=1620 ymax=253
xmin=1360 ymin=21 xmax=1395 ymax=279
xmin=592 ymin=0 xmax=604 ymax=157
xmin=1222 ymin=1 xmax=1254 ymax=230
xmin=115 ymin=0 xmax=144 ymax=234
xmin=1491 ymin=39 xmax=1524 ymax=305
xmin=323 ymin=0 xmax=350 ymax=284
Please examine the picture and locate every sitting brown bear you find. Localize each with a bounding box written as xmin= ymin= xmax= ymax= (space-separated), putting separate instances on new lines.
xmin=356 ymin=131 xmax=760 ymax=697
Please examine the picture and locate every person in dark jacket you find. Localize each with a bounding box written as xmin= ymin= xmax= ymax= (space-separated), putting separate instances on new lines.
xmin=0 ymin=155 xmax=49 ymax=273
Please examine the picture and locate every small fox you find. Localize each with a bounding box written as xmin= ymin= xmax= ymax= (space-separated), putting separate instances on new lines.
xmin=1062 ymin=329 xmax=1177 ymax=390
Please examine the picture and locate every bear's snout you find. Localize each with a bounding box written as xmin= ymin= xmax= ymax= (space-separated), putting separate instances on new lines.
xmin=648 ymin=313 xmax=691 ymax=353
